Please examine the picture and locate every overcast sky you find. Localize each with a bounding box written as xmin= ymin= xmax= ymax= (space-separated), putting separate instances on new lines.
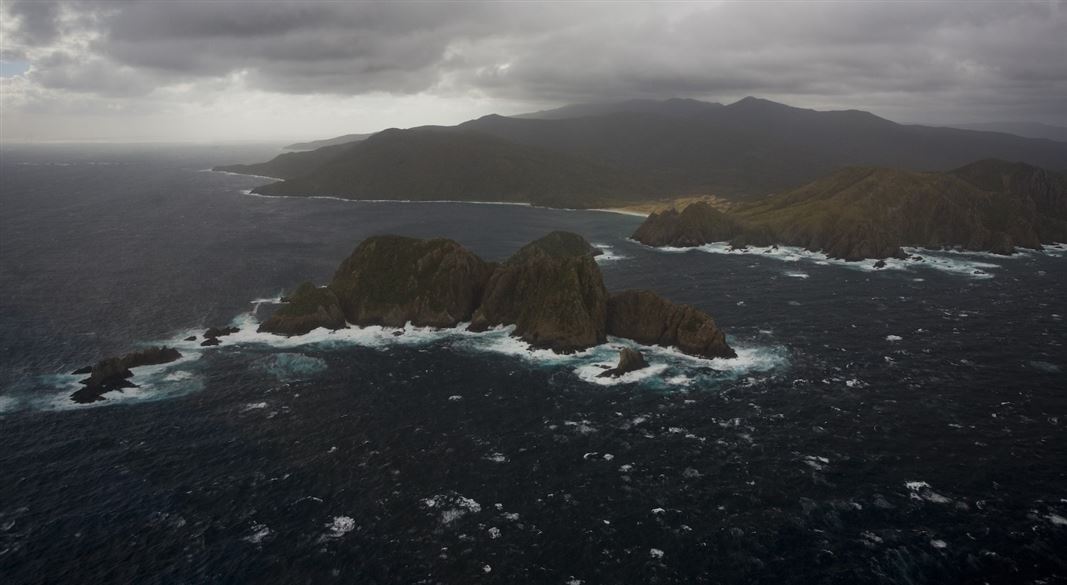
xmin=2 ymin=0 xmax=1065 ymax=142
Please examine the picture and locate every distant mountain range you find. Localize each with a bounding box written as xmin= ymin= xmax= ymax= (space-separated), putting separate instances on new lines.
xmin=939 ymin=122 xmax=1067 ymax=143
xmin=242 ymin=128 xmax=654 ymax=208
xmin=217 ymin=97 xmax=1067 ymax=207
xmin=283 ymin=133 xmax=374 ymax=151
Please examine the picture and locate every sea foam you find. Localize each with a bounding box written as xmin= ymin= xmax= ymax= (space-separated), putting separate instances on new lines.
xmin=639 ymin=240 xmax=1017 ymax=279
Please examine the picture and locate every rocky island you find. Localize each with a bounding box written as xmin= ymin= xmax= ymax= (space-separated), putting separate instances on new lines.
xmin=259 ymin=231 xmax=736 ymax=360
xmin=71 ymin=346 xmax=183 ymax=404
xmin=633 ymin=160 xmax=1067 ymax=260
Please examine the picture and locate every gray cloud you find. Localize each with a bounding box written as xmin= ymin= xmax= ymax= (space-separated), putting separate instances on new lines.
xmin=4 ymin=0 xmax=1066 ymax=129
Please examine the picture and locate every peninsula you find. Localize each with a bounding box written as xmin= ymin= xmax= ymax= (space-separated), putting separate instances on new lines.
xmin=632 ymin=160 xmax=1067 ymax=260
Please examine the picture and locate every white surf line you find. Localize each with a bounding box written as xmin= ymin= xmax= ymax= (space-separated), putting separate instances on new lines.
xmin=204 ymin=169 xmax=286 ymax=181
xmin=237 ymin=189 xmax=535 ymax=208
xmin=590 ymin=208 xmax=651 ymax=218
xmin=631 ymin=239 xmax=1009 ymax=278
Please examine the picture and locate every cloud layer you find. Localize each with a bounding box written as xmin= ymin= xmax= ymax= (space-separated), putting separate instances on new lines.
xmin=3 ymin=0 xmax=1065 ymax=141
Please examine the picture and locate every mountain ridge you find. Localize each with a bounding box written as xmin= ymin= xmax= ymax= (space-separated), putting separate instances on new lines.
xmin=215 ymin=97 xmax=1067 ymax=205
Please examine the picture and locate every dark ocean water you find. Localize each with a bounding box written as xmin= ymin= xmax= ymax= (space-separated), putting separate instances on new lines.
xmin=1 ymin=144 xmax=1065 ymax=584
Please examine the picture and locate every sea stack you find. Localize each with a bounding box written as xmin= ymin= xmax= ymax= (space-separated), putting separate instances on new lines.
xmin=469 ymin=231 xmax=608 ymax=353
xmin=329 ymin=235 xmax=493 ymax=328
xmin=606 ymin=290 xmax=736 ymax=359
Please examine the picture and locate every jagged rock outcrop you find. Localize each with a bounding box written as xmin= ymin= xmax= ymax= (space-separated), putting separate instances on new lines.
xmin=469 ymin=231 xmax=608 ymax=352
xmin=204 ymin=326 xmax=239 ymax=338
xmin=598 ymin=348 xmax=650 ymax=378
xmin=258 ymin=282 xmax=346 ymax=336
xmin=257 ymin=231 xmax=734 ymax=361
xmin=606 ymin=290 xmax=736 ymax=359
xmin=329 ymin=235 xmax=493 ymax=328
xmin=200 ymin=326 xmax=239 ymax=346
xmin=71 ymin=346 xmax=182 ymax=404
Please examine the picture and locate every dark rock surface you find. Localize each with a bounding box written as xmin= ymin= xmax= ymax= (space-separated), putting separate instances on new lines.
xmin=204 ymin=326 xmax=239 ymax=339
xmin=329 ymin=235 xmax=493 ymax=328
xmin=607 ymin=290 xmax=736 ymax=359
xmin=258 ymin=282 xmax=347 ymax=336
xmin=598 ymin=348 xmax=650 ymax=378
xmin=71 ymin=346 xmax=182 ymax=404
xmin=259 ymin=231 xmax=734 ymax=360
xmin=470 ymin=231 xmax=608 ymax=353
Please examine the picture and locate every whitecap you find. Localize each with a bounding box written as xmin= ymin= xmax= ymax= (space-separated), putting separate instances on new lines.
xmin=324 ymin=516 xmax=355 ymax=538
xmin=243 ymin=523 xmax=271 ymax=544
xmin=0 ymin=395 xmax=19 ymax=414
xmin=252 ymin=353 xmax=327 ymax=381
xmin=905 ymin=481 xmax=952 ymax=504
xmin=422 ymin=493 xmax=482 ymax=525
xmin=593 ymin=243 xmax=629 ymax=263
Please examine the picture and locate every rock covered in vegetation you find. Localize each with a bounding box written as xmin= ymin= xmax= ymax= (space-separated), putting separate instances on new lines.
xmin=469 ymin=231 xmax=608 ymax=352
xmin=606 ymin=290 xmax=735 ymax=359
xmin=631 ymin=160 xmax=1067 ymax=260
xmin=598 ymin=348 xmax=650 ymax=378
xmin=258 ymin=231 xmax=734 ymax=360
xmin=257 ymin=282 xmax=346 ymax=336
xmin=329 ymin=235 xmax=493 ymax=328
xmin=632 ymin=202 xmax=746 ymax=248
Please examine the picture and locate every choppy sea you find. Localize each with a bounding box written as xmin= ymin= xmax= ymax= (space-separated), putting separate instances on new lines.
xmin=1 ymin=144 xmax=1065 ymax=584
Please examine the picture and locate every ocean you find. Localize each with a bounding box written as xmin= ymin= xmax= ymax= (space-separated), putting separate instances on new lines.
xmin=1 ymin=144 xmax=1065 ymax=584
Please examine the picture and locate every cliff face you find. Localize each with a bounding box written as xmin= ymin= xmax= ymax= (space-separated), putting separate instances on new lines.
xmin=258 ymin=282 xmax=347 ymax=336
xmin=329 ymin=236 xmax=493 ymax=328
xmin=607 ymin=290 xmax=736 ymax=359
xmin=632 ymin=161 xmax=1067 ymax=260
xmin=470 ymin=232 xmax=608 ymax=353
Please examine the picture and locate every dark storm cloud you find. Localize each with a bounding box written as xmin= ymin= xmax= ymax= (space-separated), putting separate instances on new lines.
xmin=6 ymin=0 xmax=1067 ymax=122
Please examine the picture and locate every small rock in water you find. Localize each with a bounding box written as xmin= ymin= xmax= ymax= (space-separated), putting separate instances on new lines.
xmin=598 ymin=348 xmax=649 ymax=378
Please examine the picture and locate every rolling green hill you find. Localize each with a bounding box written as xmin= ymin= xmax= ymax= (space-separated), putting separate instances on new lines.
xmin=633 ymin=160 xmax=1067 ymax=259
xmin=242 ymin=127 xmax=658 ymax=208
